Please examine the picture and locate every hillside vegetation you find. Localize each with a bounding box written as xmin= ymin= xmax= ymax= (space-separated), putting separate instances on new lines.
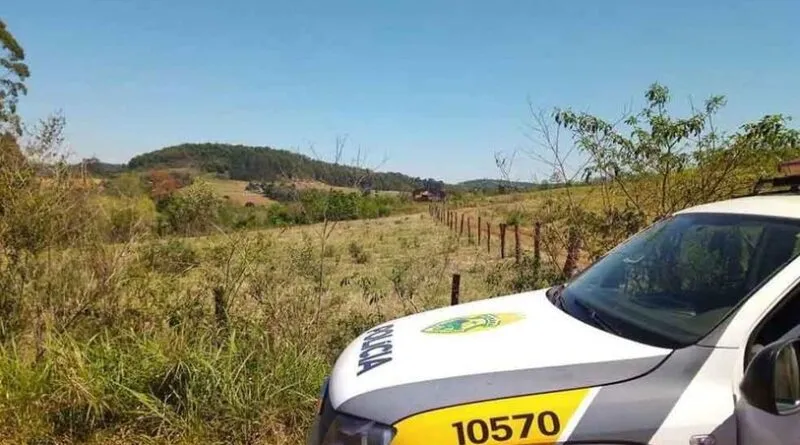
xmin=127 ymin=142 xmax=446 ymax=192
xmin=457 ymin=178 xmax=539 ymax=191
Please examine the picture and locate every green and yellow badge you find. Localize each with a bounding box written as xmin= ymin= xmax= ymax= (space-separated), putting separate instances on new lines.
xmin=421 ymin=313 xmax=525 ymax=334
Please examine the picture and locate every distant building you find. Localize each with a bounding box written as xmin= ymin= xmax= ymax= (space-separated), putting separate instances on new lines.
xmin=779 ymin=158 xmax=800 ymax=176
xmin=412 ymin=188 xmax=446 ymax=201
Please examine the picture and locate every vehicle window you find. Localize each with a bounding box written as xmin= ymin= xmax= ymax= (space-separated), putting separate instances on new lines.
xmin=747 ymin=285 xmax=800 ymax=368
xmin=774 ymin=342 xmax=800 ymax=413
xmin=560 ymin=213 xmax=800 ymax=348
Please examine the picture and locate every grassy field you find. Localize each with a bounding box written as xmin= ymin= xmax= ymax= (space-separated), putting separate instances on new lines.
xmin=191 ymin=210 xmax=531 ymax=311
xmin=1 ymin=146 xmax=625 ymax=445
xmin=205 ymin=176 xmax=405 ymax=207
xmin=0 ymin=198 xmax=552 ymax=444
xmin=0 ymin=171 xmax=721 ymax=444
xmin=205 ymin=178 xmax=276 ymax=206
xmin=451 ymin=184 xmax=613 ymax=223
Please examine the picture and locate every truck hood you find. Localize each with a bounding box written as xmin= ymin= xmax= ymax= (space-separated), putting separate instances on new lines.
xmin=328 ymin=287 xmax=673 ymax=424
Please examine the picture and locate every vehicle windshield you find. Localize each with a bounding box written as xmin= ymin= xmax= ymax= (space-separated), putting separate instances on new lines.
xmin=560 ymin=212 xmax=800 ymax=348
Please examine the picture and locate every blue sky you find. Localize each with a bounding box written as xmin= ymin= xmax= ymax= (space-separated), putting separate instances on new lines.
xmin=4 ymin=0 xmax=800 ymax=183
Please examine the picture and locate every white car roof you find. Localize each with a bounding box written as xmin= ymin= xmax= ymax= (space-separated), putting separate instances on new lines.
xmin=676 ymin=194 xmax=800 ymax=220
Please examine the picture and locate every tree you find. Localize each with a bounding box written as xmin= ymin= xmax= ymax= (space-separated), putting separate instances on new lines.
xmin=554 ymin=83 xmax=726 ymax=218
xmin=146 ymin=170 xmax=182 ymax=203
xmin=524 ymin=82 xmax=800 ymax=277
xmin=158 ymin=180 xmax=221 ymax=235
xmin=554 ymin=83 xmax=800 ymax=217
xmin=0 ymin=19 xmax=30 ymax=136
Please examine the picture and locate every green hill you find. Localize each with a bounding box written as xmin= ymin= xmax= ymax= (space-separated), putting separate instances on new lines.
xmin=457 ymin=178 xmax=539 ymax=191
xmin=127 ymin=143 xmax=446 ymax=192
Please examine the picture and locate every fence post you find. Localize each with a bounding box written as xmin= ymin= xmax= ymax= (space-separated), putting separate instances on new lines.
xmin=477 ymin=216 xmax=482 ymax=244
xmin=486 ymin=221 xmax=491 ymax=253
xmin=467 ymin=217 xmax=472 ymax=244
xmin=460 ymin=214 xmax=464 ymax=236
xmin=514 ymin=224 xmax=521 ymax=264
xmin=213 ymin=286 xmax=228 ymax=331
xmin=500 ymin=223 xmax=506 ymax=258
xmin=534 ymin=221 xmax=541 ymax=266
xmin=563 ymin=227 xmax=582 ymax=278
xmin=451 ymin=274 xmax=461 ymax=306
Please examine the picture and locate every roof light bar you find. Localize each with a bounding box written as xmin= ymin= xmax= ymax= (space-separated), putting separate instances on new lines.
xmin=751 ymin=174 xmax=800 ymax=195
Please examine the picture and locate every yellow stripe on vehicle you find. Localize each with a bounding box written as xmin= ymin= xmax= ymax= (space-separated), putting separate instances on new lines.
xmin=391 ymin=388 xmax=590 ymax=445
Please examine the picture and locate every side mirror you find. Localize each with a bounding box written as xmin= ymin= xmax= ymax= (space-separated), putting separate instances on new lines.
xmin=741 ymin=338 xmax=800 ymax=415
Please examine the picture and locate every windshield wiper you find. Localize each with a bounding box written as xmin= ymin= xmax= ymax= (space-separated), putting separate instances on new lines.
xmin=572 ymin=298 xmax=623 ymax=337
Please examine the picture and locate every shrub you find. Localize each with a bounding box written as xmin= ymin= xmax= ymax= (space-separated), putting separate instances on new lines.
xmin=347 ymin=241 xmax=369 ymax=264
xmin=98 ymin=195 xmax=157 ymax=242
xmin=139 ymin=239 xmax=200 ymax=275
xmin=157 ymin=180 xmax=221 ymax=236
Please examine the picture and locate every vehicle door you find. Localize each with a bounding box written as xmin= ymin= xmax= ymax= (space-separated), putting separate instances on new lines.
xmin=736 ymin=323 xmax=800 ymax=444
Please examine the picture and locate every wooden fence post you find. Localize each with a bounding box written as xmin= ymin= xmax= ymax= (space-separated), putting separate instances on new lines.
xmin=477 ymin=216 xmax=482 ymax=244
xmin=534 ymin=221 xmax=541 ymax=266
xmin=563 ymin=227 xmax=582 ymax=278
xmin=486 ymin=222 xmax=491 ymax=253
xmin=213 ymin=286 xmax=228 ymax=330
xmin=514 ymin=224 xmax=521 ymax=264
xmin=460 ymin=214 xmax=464 ymax=236
xmin=500 ymin=223 xmax=506 ymax=258
xmin=467 ymin=217 xmax=472 ymax=244
xmin=451 ymin=274 xmax=461 ymax=306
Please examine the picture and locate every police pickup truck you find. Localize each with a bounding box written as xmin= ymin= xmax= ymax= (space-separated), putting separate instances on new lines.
xmin=308 ymin=174 xmax=800 ymax=445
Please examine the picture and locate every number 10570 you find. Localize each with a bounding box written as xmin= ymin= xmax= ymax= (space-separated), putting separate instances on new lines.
xmin=451 ymin=412 xmax=561 ymax=445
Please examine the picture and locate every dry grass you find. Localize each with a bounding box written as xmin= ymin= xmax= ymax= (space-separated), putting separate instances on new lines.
xmin=291 ymin=179 xmax=402 ymax=197
xmin=193 ymin=211 xmax=519 ymax=308
xmin=1 ymin=129 xmax=565 ymax=444
xmin=205 ymin=178 xmax=276 ymax=206
xmin=204 ymin=177 xmax=403 ymax=208
xmin=1 ymin=203 xmax=549 ymax=444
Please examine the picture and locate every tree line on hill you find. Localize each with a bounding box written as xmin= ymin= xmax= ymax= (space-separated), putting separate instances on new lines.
xmin=126 ymin=142 xmax=447 ymax=193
